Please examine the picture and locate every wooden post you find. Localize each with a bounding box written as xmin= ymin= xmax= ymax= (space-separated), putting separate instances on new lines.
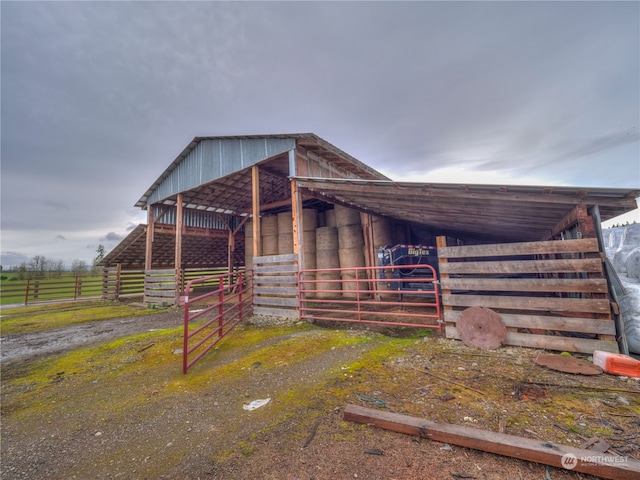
xmin=291 ymin=179 xmax=304 ymax=267
xmin=228 ymin=228 xmax=235 ymax=273
xmin=251 ymin=166 xmax=261 ymax=258
xmin=344 ymin=404 xmax=640 ymax=480
xmin=436 ymin=236 xmax=449 ymax=331
xmin=175 ymin=194 xmax=183 ymax=301
xmin=145 ymin=206 xmax=154 ymax=270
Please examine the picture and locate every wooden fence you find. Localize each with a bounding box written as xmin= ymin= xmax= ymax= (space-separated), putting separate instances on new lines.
xmin=252 ymin=253 xmax=299 ymax=318
xmin=436 ymin=236 xmax=618 ymax=354
xmin=144 ymin=269 xmax=177 ymax=306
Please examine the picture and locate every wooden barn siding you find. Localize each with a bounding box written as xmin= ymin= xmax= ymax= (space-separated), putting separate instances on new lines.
xmin=252 ymin=254 xmax=299 ymax=318
xmin=436 ymin=237 xmax=618 ymax=354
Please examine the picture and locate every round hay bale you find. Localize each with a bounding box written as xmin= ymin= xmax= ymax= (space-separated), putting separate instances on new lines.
xmin=339 ymin=247 xmax=365 ymax=269
xmin=371 ymin=215 xmax=393 ymax=249
xmin=316 ymin=272 xmax=341 ymax=298
xmin=325 ymin=209 xmax=336 ymax=227
xmin=303 ymin=208 xmax=318 ymax=231
xmin=262 ymin=234 xmax=278 ymax=256
xmin=278 ymin=231 xmax=293 ymax=254
xmin=338 ymin=224 xmax=365 ymax=249
xmin=261 ymin=215 xmax=278 ymax=237
xmin=316 ymin=227 xmax=339 ymax=251
xmin=334 ymin=205 xmax=361 ymax=227
xmin=277 ymin=211 xmax=293 ymax=233
xmin=316 ymin=248 xmax=340 ymax=269
xmin=303 ymin=230 xmax=317 ymax=253
xmin=317 ymin=211 xmax=326 ymax=228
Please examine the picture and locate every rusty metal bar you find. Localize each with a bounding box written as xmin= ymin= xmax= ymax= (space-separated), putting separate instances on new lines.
xmin=182 ymin=271 xmax=253 ymax=374
xmin=298 ymin=264 xmax=442 ymax=330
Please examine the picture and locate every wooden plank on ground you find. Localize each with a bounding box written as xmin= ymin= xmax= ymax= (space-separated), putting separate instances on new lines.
xmin=444 ymin=311 xmax=616 ymax=335
xmin=442 ymin=294 xmax=611 ymax=315
xmin=439 ymin=258 xmax=602 ymax=275
xmin=445 ymin=326 xmax=619 ymax=353
xmin=440 ymin=277 xmax=608 ymax=294
xmin=343 ymin=405 xmax=640 ymax=479
xmin=437 ymin=238 xmax=599 ymax=259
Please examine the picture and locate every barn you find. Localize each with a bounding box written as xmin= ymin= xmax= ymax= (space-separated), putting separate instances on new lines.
xmin=102 ymin=133 xmax=639 ymax=356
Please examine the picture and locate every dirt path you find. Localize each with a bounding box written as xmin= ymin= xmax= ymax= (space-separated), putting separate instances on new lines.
xmin=1 ymin=310 xmax=183 ymax=366
xmin=2 ymin=306 xmax=637 ymax=479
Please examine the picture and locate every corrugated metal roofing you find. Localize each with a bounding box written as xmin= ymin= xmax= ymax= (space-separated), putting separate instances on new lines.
xmin=293 ymin=177 xmax=640 ymax=242
xmin=135 ymin=133 xmax=388 ymax=208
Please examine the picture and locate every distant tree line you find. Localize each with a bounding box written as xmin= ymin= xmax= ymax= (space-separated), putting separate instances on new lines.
xmin=1 ymin=244 xmax=106 ymax=280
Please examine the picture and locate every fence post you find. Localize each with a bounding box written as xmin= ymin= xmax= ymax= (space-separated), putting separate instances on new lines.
xmin=25 ymin=278 xmax=31 ymax=306
xmin=34 ymin=280 xmax=39 ymax=300
xmin=74 ymin=276 xmax=79 ymax=300
xmin=218 ymin=278 xmax=224 ymax=337
xmin=115 ymin=263 xmax=121 ymax=301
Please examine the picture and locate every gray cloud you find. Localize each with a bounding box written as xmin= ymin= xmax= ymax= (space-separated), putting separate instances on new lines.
xmin=1 ymin=1 xmax=638 ymax=266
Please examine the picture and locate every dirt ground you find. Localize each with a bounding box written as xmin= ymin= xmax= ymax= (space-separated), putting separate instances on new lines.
xmin=1 ymin=304 xmax=639 ymax=480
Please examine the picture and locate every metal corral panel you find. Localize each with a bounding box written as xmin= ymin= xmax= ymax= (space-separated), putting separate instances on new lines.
xmin=144 ymin=137 xmax=295 ymax=206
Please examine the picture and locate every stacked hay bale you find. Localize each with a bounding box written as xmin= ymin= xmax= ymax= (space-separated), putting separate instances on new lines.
xmin=315 ymin=226 xmax=340 ymax=298
xmin=335 ymin=205 xmax=365 ymax=298
xmin=244 ymin=221 xmax=254 ymax=279
xmin=301 ymin=208 xmax=318 ymax=296
xmin=366 ymin=214 xmax=394 ymax=298
xmin=277 ymin=211 xmax=293 ymax=254
xmin=261 ymin=215 xmax=279 ymax=256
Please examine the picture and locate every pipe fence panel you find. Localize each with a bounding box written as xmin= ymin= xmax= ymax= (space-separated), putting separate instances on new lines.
xmin=299 ymin=264 xmax=442 ymax=330
xmin=182 ymin=271 xmax=253 ymax=374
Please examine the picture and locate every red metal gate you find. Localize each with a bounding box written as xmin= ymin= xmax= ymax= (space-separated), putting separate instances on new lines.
xmin=298 ymin=264 xmax=442 ymax=330
xmin=182 ymin=272 xmax=252 ymax=374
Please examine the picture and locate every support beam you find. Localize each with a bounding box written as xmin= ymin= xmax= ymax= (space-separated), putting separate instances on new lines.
xmin=252 ymin=166 xmax=261 ymax=258
xmin=291 ymin=178 xmax=304 ymax=269
xmin=344 ymin=405 xmax=640 ymax=480
xmin=175 ymin=193 xmax=183 ymax=298
xmin=145 ymin=207 xmax=154 ymax=270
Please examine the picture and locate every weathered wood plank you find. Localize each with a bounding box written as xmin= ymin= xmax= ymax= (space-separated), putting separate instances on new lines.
xmin=446 ymin=326 xmax=619 ymax=353
xmin=144 ymin=289 xmax=175 ymax=297
xmin=440 ymin=277 xmax=608 ymax=294
xmin=442 ymin=294 xmax=611 ymax=315
xmin=343 ymin=405 xmax=638 ymax=480
xmin=252 ymin=306 xmax=299 ymax=318
xmin=437 ymin=238 xmax=599 ymax=259
xmin=444 ymin=311 xmax=616 ymax=335
xmin=253 ymin=264 xmax=299 ymax=274
xmin=252 ymin=254 xmax=298 ymax=264
xmin=253 ymin=275 xmax=298 ymax=285
xmin=253 ymin=296 xmax=298 ymax=307
xmin=145 ymin=269 xmax=176 ymax=275
xmin=439 ymin=258 xmax=602 ymax=275
xmin=253 ymin=286 xmax=298 ymax=296
xmin=144 ymin=275 xmax=176 ymax=283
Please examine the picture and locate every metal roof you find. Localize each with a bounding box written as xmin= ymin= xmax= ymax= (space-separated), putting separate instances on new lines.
xmin=294 ymin=177 xmax=640 ymax=242
xmin=135 ymin=133 xmax=388 ymax=208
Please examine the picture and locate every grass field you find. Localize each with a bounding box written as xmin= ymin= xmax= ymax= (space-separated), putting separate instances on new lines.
xmin=0 ymin=274 xmax=106 ymax=305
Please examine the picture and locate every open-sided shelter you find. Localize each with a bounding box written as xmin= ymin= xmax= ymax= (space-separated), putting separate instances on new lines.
xmin=102 ymin=133 xmax=639 ymax=354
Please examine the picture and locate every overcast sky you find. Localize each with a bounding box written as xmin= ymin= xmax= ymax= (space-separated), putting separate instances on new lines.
xmin=1 ymin=1 xmax=639 ymax=268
